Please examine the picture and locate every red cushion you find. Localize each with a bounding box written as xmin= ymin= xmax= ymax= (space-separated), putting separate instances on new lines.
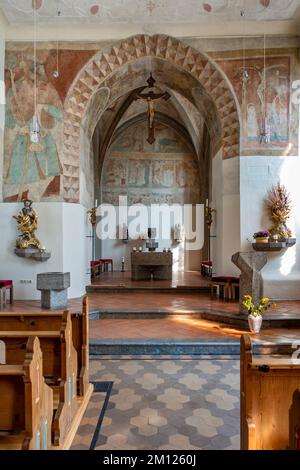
xmin=212 ymin=277 xmax=231 ymax=283
xmin=0 ymin=280 xmax=13 ymax=287
xmin=212 ymin=276 xmax=240 ymax=283
xmin=201 ymin=261 xmax=212 ymax=267
xmin=91 ymin=261 xmax=101 ymax=267
xmin=101 ymin=259 xmax=113 ymax=263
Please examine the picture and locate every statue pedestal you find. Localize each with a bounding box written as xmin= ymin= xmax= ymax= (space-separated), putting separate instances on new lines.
xmin=231 ymin=252 xmax=267 ymax=315
xmin=37 ymin=272 xmax=70 ymax=310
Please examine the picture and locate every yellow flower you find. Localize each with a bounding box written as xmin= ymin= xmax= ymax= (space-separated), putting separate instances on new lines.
xmin=244 ymin=295 xmax=252 ymax=301
xmin=262 ymin=298 xmax=270 ymax=305
xmin=271 ymin=303 xmax=277 ymax=308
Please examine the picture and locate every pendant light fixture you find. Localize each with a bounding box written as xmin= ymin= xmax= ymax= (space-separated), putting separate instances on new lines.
xmin=259 ymin=19 xmax=271 ymax=145
xmin=53 ymin=1 xmax=61 ymax=79
xmin=241 ymin=5 xmax=249 ymax=82
xmin=30 ymin=4 xmax=41 ymax=144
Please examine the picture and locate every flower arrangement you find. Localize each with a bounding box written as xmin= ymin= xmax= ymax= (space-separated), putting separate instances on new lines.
xmin=267 ymin=183 xmax=292 ymax=239
xmin=243 ymin=295 xmax=276 ymax=317
xmin=253 ymin=230 xmax=271 ymax=239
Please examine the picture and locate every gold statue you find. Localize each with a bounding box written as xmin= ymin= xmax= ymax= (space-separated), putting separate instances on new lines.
xmin=13 ymin=199 xmax=41 ymax=250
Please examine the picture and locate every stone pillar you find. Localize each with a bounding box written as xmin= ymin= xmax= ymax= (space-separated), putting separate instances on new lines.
xmin=231 ymin=252 xmax=267 ymax=314
xmin=37 ymin=272 xmax=70 ymax=310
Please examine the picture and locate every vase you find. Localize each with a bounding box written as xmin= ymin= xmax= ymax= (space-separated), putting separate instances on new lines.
xmin=255 ymin=238 xmax=269 ymax=244
xmin=248 ymin=315 xmax=263 ymax=334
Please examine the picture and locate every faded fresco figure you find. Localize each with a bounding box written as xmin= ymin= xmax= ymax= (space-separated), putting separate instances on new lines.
xmin=4 ymin=53 xmax=63 ymax=201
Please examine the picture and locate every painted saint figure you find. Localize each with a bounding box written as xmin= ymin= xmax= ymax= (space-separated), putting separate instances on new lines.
xmin=5 ymin=54 xmax=63 ymax=201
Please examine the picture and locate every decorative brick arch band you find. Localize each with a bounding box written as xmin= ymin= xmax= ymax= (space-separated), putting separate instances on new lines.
xmin=63 ymin=34 xmax=240 ymax=203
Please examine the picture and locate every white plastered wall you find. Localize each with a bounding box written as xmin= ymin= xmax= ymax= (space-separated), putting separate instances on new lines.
xmin=211 ymin=150 xmax=241 ymax=277
xmin=0 ymin=14 xmax=5 ymax=202
xmin=240 ymin=156 xmax=300 ymax=300
xmin=0 ymin=203 xmax=91 ymax=300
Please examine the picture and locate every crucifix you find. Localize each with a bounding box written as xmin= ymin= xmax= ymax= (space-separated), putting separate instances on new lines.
xmin=135 ymin=73 xmax=171 ymax=144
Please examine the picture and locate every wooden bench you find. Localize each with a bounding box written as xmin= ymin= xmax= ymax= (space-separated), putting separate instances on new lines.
xmin=0 ymin=296 xmax=89 ymax=397
xmin=0 ymin=311 xmax=78 ymax=447
xmin=0 ymin=336 xmax=53 ymax=450
xmin=241 ymin=335 xmax=300 ymax=450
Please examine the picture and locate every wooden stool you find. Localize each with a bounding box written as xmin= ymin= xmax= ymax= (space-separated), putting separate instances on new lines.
xmin=101 ymin=259 xmax=113 ymax=272
xmin=230 ymin=277 xmax=240 ymax=301
xmin=210 ymin=277 xmax=231 ymax=300
xmin=201 ymin=261 xmax=212 ymax=278
xmin=0 ymin=288 xmax=5 ymax=309
xmin=0 ymin=280 xmax=13 ymax=307
xmin=90 ymin=260 xmax=104 ymax=279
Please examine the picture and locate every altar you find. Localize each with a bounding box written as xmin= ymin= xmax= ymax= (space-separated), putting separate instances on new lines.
xmin=131 ymin=252 xmax=173 ymax=281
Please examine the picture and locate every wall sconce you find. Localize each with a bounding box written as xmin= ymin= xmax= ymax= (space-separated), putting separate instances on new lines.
xmin=119 ymin=223 xmax=129 ymax=243
xmin=205 ymin=200 xmax=217 ymax=229
xmin=174 ymin=224 xmax=185 ymax=243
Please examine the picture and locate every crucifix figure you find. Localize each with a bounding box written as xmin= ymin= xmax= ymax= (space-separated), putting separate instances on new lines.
xmin=135 ymin=73 xmax=171 ymax=144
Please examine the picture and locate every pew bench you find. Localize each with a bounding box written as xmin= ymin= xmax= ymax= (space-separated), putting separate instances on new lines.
xmin=0 ymin=296 xmax=90 ymax=396
xmin=241 ymin=335 xmax=300 ymax=451
xmin=0 ymin=312 xmax=78 ymax=447
xmin=0 ymin=336 xmax=53 ymax=451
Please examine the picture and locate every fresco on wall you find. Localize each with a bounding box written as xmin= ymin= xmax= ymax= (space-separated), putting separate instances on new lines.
xmin=3 ymin=46 xmax=95 ymax=202
xmin=218 ymin=55 xmax=292 ymax=155
xmin=102 ymin=121 xmax=201 ymax=206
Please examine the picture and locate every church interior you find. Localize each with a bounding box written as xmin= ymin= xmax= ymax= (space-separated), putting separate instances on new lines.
xmin=0 ymin=0 xmax=300 ymax=453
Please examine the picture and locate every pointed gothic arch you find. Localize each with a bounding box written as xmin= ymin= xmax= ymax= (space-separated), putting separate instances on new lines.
xmin=62 ymin=34 xmax=240 ymax=202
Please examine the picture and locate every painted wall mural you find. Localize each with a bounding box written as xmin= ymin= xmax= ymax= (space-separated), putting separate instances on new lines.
xmin=217 ymin=54 xmax=297 ymax=156
xmin=2 ymin=40 xmax=299 ymax=203
xmin=3 ymin=45 xmax=94 ymax=202
xmin=102 ymin=121 xmax=201 ymax=206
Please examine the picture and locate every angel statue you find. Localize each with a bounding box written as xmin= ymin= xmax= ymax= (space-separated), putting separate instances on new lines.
xmin=13 ymin=199 xmax=41 ymax=250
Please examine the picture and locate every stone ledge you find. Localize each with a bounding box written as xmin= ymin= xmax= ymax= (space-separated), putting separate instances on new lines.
xmin=15 ymin=248 xmax=51 ymax=262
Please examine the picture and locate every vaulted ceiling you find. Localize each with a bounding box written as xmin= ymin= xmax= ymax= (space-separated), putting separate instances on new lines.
xmin=1 ymin=0 xmax=300 ymax=25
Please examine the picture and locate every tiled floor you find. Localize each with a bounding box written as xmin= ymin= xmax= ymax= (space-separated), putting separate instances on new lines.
xmin=3 ymin=292 xmax=300 ymax=317
xmin=71 ymin=357 xmax=240 ymax=450
xmin=88 ymin=317 xmax=300 ymax=345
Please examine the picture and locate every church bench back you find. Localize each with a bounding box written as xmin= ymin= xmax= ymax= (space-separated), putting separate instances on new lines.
xmin=0 ymin=312 xmax=78 ymax=447
xmin=0 ymin=336 xmax=53 ymax=450
xmin=241 ymin=334 xmax=300 ymax=451
xmin=0 ymin=295 xmax=89 ymax=396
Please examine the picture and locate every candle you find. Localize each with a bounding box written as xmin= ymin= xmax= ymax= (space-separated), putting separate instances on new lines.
xmin=206 ymin=199 xmax=209 ymax=208
xmin=95 ymin=199 xmax=98 ymax=207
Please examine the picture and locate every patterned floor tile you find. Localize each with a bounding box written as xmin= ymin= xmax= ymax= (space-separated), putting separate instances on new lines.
xmin=72 ymin=357 xmax=240 ymax=450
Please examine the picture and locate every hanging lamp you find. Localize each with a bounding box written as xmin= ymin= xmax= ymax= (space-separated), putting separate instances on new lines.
xmin=53 ymin=2 xmax=61 ymax=78
xmin=241 ymin=6 xmax=249 ymax=81
xmin=30 ymin=4 xmax=41 ymax=144
xmin=259 ymin=16 xmax=271 ymax=145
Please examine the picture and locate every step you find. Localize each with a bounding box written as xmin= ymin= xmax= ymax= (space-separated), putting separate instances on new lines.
xmin=89 ymin=339 xmax=240 ymax=356
xmin=89 ymin=309 xmax=300 ymax=329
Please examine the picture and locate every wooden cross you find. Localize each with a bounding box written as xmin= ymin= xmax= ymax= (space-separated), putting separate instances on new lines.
xmin=135 ymin=74 xmax=171 ymax=144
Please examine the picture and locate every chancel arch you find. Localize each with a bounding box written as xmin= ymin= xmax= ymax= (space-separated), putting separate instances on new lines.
xmin=63 ymin=34 xmax=241 ymax=204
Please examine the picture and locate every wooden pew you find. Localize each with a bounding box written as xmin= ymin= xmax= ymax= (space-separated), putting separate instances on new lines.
xmin=0 ymin=311 xmax=78 ymax=447
xmin=0 ymin=336 xmax=53 ymax=450
xmin=0 ymin=296 xmax=89 ymax=397
xmin=241 ymin=334 xmax=300 ymax=450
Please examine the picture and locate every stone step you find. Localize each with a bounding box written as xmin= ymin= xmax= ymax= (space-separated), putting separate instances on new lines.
xmin=89 ymin=309 xmax=300 ymax=329
xmin=89 ymin=339 xmax=240 ymax=357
